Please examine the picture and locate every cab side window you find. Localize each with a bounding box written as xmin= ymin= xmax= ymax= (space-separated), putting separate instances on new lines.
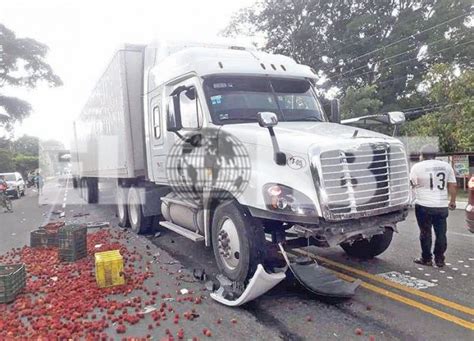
xmin=153 ymin=106 xmax=161 ymax=138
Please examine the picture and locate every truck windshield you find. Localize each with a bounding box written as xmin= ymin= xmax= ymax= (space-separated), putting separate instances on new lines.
xmin=203 ymin=76 xmax=326 ymax=124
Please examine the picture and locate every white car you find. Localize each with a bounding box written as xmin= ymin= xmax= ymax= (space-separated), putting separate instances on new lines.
xmin=0 ymin=172 xmax=26 ymax=198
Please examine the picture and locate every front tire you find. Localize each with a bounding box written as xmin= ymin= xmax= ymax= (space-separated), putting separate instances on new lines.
xmin=341 ymin=227 xmax=394 ymax=259
xmin=211 ymin=200 xmax=266 ymax=283
xmin=127 ymin=185 xmax=152 ymax=234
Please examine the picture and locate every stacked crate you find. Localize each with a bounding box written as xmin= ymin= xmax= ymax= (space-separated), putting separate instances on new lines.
xmin=58 ymin=225 xmax=88 ymax=262
xmin=30 ymin=221 xmax=65 ymax=248
xmin=0 ymin=264 xmax=26 ymax=303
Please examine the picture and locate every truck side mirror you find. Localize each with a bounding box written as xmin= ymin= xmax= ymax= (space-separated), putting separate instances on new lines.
xmin=387 ymin=111 xmax=406 ymax=125
xmin=167 ymin=95 xmax=183 ymax=132
xmin=330 ymin=99 xmax=340 ymax=124
xmin=257 ymin=112 xmax=278 ymax=128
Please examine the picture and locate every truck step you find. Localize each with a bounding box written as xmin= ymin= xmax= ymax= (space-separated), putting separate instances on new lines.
xmin=161 ymin=197 xmax=200 ymax=210
xmin=159 ymin=221 xmax=204 ymax=242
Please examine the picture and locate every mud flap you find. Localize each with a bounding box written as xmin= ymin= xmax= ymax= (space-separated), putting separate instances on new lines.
xmin=278 ymin=244 xmax=360 ymax=298
xmin=210 ymin=264 xmax=286 ymax=307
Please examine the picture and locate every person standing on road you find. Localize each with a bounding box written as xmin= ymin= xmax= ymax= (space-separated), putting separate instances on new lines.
xmin=35 ymin=173 xmax=44 ymax=195
xmin=410 ymin=145 xmax=457 ymax=268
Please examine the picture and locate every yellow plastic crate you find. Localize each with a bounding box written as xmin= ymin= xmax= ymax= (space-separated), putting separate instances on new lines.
xmin=95 ymin=250 xmax=125 ymax=288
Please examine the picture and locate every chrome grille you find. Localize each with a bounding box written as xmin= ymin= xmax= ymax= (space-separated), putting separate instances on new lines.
xmin=319 ymin=144 xmax=409 ymax=218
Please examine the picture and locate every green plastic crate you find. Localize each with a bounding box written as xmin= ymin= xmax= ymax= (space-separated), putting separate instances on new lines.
xmin=58 ymin=225 xmax=88 ymax=262
xmin=30 ymin=229 xmax=59 ymax=248
xmin=0 ymin=264 xmax=26 ymax=304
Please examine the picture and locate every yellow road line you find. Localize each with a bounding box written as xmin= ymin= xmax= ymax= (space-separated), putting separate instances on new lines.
xmin=294 ymin=249 xmax=474 ymax=316
xmin=331 ymin=270 xmax=474 ymax=331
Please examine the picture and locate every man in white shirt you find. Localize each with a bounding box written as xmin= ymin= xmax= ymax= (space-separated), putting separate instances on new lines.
xmin=409 ymin=145 xmax=457 ymax=267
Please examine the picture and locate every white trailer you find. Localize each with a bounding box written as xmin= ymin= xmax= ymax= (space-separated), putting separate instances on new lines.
xmin=71 ymin=40 xmax=410 ymax=299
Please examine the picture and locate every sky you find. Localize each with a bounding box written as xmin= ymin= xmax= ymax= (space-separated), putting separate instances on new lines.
xmin=0 ymin=0 xmax=256 ymax=147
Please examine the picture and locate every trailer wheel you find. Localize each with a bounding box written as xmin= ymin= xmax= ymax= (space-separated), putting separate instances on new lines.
xmin=211 ymin=200 xmax=266 ymax=283
xmin=82 ymin=178 xmax=98 ymax=204
xmin=340 ymin=227 xmax=393 ymax=259
xmin=116 ymin=186 xmax=129 ymax=227
xmin=127 ymin=185 xmax=152 ymax=234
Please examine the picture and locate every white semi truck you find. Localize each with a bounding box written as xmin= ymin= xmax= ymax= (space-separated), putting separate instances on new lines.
xmin=71 ymin=41 xmax=410 ymax=298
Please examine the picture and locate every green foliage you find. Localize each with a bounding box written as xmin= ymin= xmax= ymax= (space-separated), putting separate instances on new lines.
xmin=0 ymin=24 xmax=62 ymax=130
xmin=0 ymin=135 xmax=40 ymax=175
xmin=402 ymin=64 xmax=473 ymax=152
xmin=13 ymin=135 xmax=39 ymax=156
xmin=13 ymin=154 xmax=39 ymax=176
xmin=340 ymin=85 xmax=383 ymax=119
xmin=0 ymin=148 xmax=15 ymax=172
xmin=224 ymin=0 xmax=473 ymax=109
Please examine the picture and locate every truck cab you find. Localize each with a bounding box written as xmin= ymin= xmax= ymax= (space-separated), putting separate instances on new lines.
xmin=141 ymin=41 xmax=410 ymax=282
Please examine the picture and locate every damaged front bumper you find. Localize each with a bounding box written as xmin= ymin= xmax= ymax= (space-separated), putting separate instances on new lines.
xmin=210 ymin=264 xmax=286 ymax=307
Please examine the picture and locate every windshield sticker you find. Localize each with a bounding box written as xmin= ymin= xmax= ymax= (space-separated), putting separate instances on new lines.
xmin=219 ymin=113 xmax=229 ymax=120
xmin=213 ymin=83 xmax=234 ymax=89
xmin=211 ymin=95 xmax=222 ymax=105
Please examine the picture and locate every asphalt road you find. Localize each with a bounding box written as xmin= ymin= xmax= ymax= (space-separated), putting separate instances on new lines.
xmin=1 ymin=178 xmax=473 ymax=340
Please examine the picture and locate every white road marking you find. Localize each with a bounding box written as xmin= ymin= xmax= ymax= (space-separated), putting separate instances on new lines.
xmin=445 ymin=263 xmax=451 ymax=266
xmin=439 ymin=270 xmax=446 ymax=273
xmin=417 ymin=267 xmax=423 ymax=271
xmin=448 ymin=232 xmax=474 ymax=238
xmin=404 ymin=270 xmax=411 ymax=274
xmin=431 ymin=279 xmax=438 ymax=283
xmin=469 ymin=258 xmax=474 ymax=261
xmin=447 ymin=276 xmax=453 ymax=279
xmin=457 ymin=260 xmax=464 ymax=263
xmin=452 ymin=268 xmax=458 ymax=271
xmin=62 ymin=203 xmax=66 ymax=209
xmin=424 ymin=273 xmax=431 ymax=276
xmin=377 ymin=271 xmax=437 ymax=289
xmin=461 ymin=273 xmax=467 ymax=276
xmin=464 ymin=265 xmax=470 ymax=268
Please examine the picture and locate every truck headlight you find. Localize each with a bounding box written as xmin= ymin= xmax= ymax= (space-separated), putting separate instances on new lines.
xmin=263 ymin=183 xmax=316 ymax=216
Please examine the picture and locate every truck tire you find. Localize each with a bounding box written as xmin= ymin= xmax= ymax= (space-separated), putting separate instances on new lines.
xmin=82 ymin=178 xmax=98 ymax=204
xmin=116 ymin=186 xmax=129 ymax=227
xmin=211 ymin=200 xmax=266 ymax=283
xmin=72 ymin=177 xmax=78 ymax=189
xmin=127 ymin=185 xmax=152 ymax=234
xmin=340 ymin=227 xmax=393 ymax=259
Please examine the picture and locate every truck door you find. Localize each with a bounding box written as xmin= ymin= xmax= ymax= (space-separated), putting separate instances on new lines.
xmin=148 ymin=94 xmax=168 ymax=183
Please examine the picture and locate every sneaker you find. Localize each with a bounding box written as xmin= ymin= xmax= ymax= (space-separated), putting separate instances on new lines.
xmin=435 ymin=259 xmax=445 ymax=268
xmin=413 ymin=258 xmax=433 ymax=266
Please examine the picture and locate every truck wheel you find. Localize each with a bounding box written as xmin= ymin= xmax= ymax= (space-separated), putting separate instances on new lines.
xmin=82 ymin=178 xmax=98 ymax=204
xmin=81 ymin=178 xmax=87 ymax=200
xmin=116 ymin=186 xmax=129 ymax=227
xmin=127 ymin=186 xmax=152 ymax=234
xmin=72 ymin=177 xmax=78 ymax=189
xmin=340 ymin=227 xmax=393 ymax=259
xmin=211 ymin=200 xmax=266 ymax=283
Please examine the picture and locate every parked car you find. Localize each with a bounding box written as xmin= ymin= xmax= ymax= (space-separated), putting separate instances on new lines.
xmin=466 ymin=176 xmax=474 ymax=233
xmin=0 ymin=172 xmax=26 ymax=198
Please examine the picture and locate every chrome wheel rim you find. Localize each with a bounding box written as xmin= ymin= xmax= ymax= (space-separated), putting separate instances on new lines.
xmin=217 ymin=217 xmax=241 ymax=270
xmin=117 ymin=190 xmax=125 ymax=220
xmin=129 ymin=190 xmax=139 ymax=227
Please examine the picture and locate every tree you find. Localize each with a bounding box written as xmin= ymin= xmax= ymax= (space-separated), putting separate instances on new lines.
xmin=0 ymin=148 xmax=15 ymax=172
xmin=12 ymin=135 xmax=39 ymax=156
xmin=0 ymin=24 xmax=62 ymax=131
xmin=223 ymin=0 xmax=473 ymax=110
xmin=340 ymin=85 xmax=383 ymax=119
xmin=402 ymin=64 xmax=473 ymax=152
